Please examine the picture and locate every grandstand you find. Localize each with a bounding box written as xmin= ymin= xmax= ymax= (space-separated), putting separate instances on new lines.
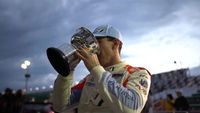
xmin=151 ymin=68 xmax=190 ymax=95
xmin=150 ymin=68 xmax=200 ymax=112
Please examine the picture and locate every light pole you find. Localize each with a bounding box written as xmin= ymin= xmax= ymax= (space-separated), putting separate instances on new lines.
xmin=21 ymin=60 xmax=31 ymax=92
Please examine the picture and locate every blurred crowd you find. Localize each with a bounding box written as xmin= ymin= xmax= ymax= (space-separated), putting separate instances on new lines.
xmin=153 ymin=91 xmax=190 ymax=112
xmin=142 ymin=91 xmax=191 ymax=113
xmin=0 ymin=88 xmax=25 ymax=113
xmin=0 ymin=88 xmax=198 ymax=113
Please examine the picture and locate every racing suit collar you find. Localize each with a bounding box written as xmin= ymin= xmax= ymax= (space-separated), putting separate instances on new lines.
xmin=105 ymin=61 xmax=126 ymax=72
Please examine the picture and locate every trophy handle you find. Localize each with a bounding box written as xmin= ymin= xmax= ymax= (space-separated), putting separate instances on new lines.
xmin=46 ymin=47 xmax=70 ymax=76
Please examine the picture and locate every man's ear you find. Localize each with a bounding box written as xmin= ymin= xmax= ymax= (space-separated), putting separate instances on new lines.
xmin=112 ymin=39 xmax=120 ymax=50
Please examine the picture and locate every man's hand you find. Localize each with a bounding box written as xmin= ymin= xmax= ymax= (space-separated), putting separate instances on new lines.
xmin=76 ymin=47 xmax=100 ymax=72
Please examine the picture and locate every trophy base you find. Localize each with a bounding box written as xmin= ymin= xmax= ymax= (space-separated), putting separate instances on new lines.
xmin=46 ymin=47 xmax=70 ymax=76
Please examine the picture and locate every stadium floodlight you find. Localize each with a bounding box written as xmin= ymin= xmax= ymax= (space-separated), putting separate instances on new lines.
xmin=21 ymin=60 xmax=31 ymax=93
xmin=21 ymin=63 xmax=27 ymax=69
xmin=24 ymin=60 xmax=31 ymax=66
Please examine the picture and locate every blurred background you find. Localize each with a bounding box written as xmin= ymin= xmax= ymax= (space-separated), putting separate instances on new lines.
xmin=0 ymin=0 xmax=200 ymax=113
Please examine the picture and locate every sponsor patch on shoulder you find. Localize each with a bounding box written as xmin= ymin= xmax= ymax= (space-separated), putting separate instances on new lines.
xmin=139 ymin=78 xmax=148 ymax=88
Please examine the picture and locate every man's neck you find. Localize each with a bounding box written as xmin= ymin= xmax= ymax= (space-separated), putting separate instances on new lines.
xmin=103 ymin=57 xmax=122 ymax=68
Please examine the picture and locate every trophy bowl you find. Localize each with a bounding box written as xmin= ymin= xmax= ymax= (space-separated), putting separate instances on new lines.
xmin=46 ymin=27 xmax=99 ymax=76
xmin=47 ymin=47 xmax=70 ymax=76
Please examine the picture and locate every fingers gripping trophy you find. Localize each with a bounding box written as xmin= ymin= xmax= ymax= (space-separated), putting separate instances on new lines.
xmin=46 ymin=27 xmax=99 ymax=76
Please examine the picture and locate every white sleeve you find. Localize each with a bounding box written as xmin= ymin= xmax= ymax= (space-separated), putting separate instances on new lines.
xmin=52 ymin=73 xmax=73 ymax=112
xmin=90 ymin=65 xmax=151 ymax=113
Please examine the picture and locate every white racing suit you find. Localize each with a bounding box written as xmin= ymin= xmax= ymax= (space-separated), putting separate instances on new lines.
xmin=53 ymin=62 xmax=151 ymax=113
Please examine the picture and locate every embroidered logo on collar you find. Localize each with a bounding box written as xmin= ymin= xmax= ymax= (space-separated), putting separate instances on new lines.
xmin=109 ymin=67 xmax=115 ymax=71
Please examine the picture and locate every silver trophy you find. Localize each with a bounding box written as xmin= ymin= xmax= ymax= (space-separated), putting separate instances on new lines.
xmin=46 ymin=27 xmax=99 ymax=76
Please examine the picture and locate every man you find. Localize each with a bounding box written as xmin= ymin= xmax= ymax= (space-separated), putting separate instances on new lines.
xmin=52 ymin=25 xmax=151 ymax=113
xmin=174 ymin=91 xmax=190 ymax=111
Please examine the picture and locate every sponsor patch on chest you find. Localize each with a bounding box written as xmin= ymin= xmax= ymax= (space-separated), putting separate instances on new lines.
xmin=85 ymin=81 xmax=95 ymax=87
